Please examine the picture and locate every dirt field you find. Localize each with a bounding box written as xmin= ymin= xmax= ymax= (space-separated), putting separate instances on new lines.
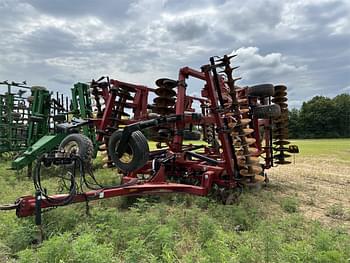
xmin=268 ymin=139 xmax=350 ymax=232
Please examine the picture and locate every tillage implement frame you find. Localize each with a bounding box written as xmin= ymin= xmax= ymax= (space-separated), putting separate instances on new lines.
xmin=1 ymin=55 xmax=298 ymax=222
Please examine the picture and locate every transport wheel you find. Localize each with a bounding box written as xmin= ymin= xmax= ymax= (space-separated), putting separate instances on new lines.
xmin=108 ymin=130 xmax=149 ymax=172
xmin=252 ymin=104 xmax=281 ymax=119
xmin=246 ymin=84 xmax=275 ymax=97
xmin=59 ymin=134 xmax=94 ymax=167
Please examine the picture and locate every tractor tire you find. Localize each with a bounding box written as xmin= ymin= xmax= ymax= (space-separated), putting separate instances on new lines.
xmin=108 ymin=130 xmax=149 ymax=172
xmin=252 ymin=104 xmax=281 ymax=119
xmin=246 ymin=84 xmax=274 ymax=97
xmin=59 ymin=134 xmax=94 ymax=167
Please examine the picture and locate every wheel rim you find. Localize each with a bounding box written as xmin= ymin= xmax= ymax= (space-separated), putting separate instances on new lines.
xmin=115 ymin=142 xmax=134 ymax=164
xmin=63 ymin=141 xmax=80 ymax=155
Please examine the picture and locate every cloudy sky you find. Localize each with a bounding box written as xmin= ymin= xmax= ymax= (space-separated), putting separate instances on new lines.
xmin=0 ymin=0 xmax=349 ymax=108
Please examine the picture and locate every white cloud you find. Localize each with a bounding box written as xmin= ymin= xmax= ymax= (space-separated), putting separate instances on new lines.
xmin=0 ymin=0 xmax=349 ymax=108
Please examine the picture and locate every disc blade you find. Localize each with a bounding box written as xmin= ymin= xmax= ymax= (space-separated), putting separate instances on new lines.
xmin=153 ymin=96 xmax=176 ymax=107
xmin=273 ymin=140 xmax=290 ymax=145
xmin=275 ymin=160 xmax=292 ymax=165
xmin=274 ymin=85 xmax=287 ymax=92
xmin=155 ymin=87 xmax=176 ymax=97
xmin=274 ymin=153 xmax=291 ymax=159
xmin=155 ymin=78 xmax=178 ymax=89
xmin=272 ymin=97 xmax=288 ymax=103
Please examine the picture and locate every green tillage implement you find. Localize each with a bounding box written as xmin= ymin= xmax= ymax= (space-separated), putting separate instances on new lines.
xmin=11 ymin=83 xmax=97 ymax=170
xmin=0 ymin=87 xmax=29 ymax=153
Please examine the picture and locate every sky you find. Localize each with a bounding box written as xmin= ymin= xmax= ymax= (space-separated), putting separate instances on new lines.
xmin=0 ymin=0 xmax=349 ymax=108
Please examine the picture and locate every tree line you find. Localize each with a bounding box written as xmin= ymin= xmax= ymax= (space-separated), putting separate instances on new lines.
xmin=288 ymin=93 xmax=350 ymax=139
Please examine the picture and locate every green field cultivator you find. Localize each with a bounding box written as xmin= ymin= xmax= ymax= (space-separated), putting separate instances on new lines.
xmin=11 ymin=82 xmax=96 ymax=171
xmin=0 ymin=81 xmax=31 ymax=154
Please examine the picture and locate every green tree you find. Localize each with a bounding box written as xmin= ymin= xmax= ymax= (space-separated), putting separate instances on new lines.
xmin=288 ymin=108 xmax=300 ymax=139
xmin=298 ymin=96 xmax=339 ymax=138
xmin=332 ymin=93 xmax=350 ymax=137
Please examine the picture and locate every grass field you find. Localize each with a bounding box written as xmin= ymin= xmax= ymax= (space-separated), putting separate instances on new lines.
xmin=0 ymin=139 xmax=349 ymax=262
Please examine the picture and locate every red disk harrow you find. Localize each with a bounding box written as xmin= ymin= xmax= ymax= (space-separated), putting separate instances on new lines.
xmin=1 ymin=54 xmax=298 ymax=224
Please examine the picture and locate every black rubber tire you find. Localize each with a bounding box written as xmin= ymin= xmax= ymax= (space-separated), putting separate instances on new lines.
xmin=108 ymin=130 xmax=149 ymax=172
xmin=252 ymin=104 xmax=281 ymax=118
xmin=247 ymin=84 xmax=275 ymax=97
xmin=59 ymin=134 xmax=94 ymax=166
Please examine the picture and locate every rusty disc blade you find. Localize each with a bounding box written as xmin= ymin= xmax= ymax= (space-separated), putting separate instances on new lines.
xmin=155 ymin=78 xmax=178 ymax=89
xmin=274 ymin=136 xmax=288 ymax=141
xmin=238 ymin=98 xmax=248 ymax=105
xmin=228 ymin=122 xmax=236 ymax=128
xmin=238 ymin=118 xmax=251 ymax=126
xmin=155 ymin=87 xmax=176 ymax=97
xmin=272 ymin=97 xmax=288 ymax=103
xmin=273 ymin=147 xmax=289 ymax=151
xmin=245 ymin=137 xmax=257 ymax=145
xmin=152 ymin=106 xmax=175 ymax=115
xmin=274 ymin=117 xmax=288 ymax=123
xmin=154 ymin=96 xmax=176 ymax=107
xmin=239 ymin=169 xmax=256 ymax=177
xmin=274 ymin=128 xmax=288 ymax=134
xmin=273 ymin=140 xmax=290 ymax=145
xmin=274 ymin=153 xmax=291 ymax=159
xmin=274 ymin=85 xmax=287 ymax=92
xmin=274 ymin=91 xmax=287 ymax=97
xmin=239 ymin=108 xmax=249 ymax=114
xmin=277 ymin=102 xmax=288 ymax=109
xmin=234 ymin=138 xmax=256 ymax=147
xmin=242 ymin=128 xmax=254 ymax=135
xmin=275 ymin=160 xmax=292 ymax=165
xmin=246 ymin=156 xmax=260 ymax=163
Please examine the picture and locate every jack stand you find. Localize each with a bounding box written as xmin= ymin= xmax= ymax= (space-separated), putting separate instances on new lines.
xmin=35 ymin=190 xmax=43 ymax=244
